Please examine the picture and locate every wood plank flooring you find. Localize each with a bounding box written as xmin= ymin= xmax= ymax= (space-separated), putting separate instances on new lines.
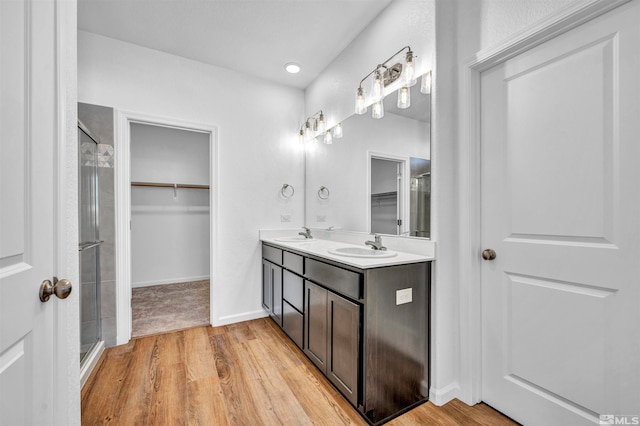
xmin=82 ymin=318 xmax=518 ymax=425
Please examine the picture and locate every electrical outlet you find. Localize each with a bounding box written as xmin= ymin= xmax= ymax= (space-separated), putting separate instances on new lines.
xmin=280 ymin=214 xmax=291 ymax=222
xmin=317 ymin=215 xmax=326 ymax=222
xmin=396 ymin=288 xmax=413 ymax=305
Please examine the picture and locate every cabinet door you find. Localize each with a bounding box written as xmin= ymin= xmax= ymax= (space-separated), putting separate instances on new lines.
xmin=304 ymin=281 xmax=327 ymax=372
xmin=262 ymin=259 xmax=272 ymax=311
xmin=270 ymin=264 xmax=283 ymax=326
xmin=327 ymin=292 xmax=360 ymax=407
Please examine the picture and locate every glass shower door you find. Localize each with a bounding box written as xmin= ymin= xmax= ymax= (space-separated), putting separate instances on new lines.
xmin=79 ymin=123 xmax=102 ymax=364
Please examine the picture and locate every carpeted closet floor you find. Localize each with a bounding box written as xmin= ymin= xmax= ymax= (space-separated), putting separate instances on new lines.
xmin=131 ymin=280 xmax=210 ymax=338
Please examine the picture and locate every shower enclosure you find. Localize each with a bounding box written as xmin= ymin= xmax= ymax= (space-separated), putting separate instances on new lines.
xmin=78 ymin=121 xmax=103 ymax=367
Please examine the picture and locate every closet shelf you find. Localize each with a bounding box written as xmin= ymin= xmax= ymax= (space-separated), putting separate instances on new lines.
xmin=131 ymin=181 xmax=210 ymax=190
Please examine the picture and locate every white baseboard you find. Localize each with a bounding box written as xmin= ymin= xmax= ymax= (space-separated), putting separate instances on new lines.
xmin=429 ymin=382 xmax=460 ymax=406
xmin=131 ymin=275 xmax=210 ymax=288
xmin=211 ymin=309 xmax=269 ymax=327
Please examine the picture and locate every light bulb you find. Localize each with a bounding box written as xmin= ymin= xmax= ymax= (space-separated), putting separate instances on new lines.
xmin=355 ymin=87 xmax=367 ymax=114
xmin=404 ymin=50 xmax=416 ymax=86
xmin=372 ymin=69 xmax=383 ymax=100
xmin=332 ymin=123 xmax=343 ymax=139
xmin=421 ymin=71 xmax=432 ymax=94
xmin=298 ymin=129 xmax=305 ymax=144
xmin=324 ymin=130 xmax=333 ymax=145
xmin=372 ymin=99 xmax=384 ymax=119
xmin=397 ymin=86 xmax=411 ymax=109
xmin=317 ymin=112 xmax=326 ymax=133
xmin=304 ymin=121 xmax=312 ymax=140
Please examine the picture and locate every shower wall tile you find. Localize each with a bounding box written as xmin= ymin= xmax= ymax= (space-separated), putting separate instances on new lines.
xmin=100 ymin=280 xmax=116 ymax=319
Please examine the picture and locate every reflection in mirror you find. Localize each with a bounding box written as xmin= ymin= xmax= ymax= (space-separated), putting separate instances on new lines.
xmin=305 ymin=73 xmax=430 ymax=238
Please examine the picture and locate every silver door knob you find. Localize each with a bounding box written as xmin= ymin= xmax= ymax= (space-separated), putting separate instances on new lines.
xmin=481 ymin=249 xmax=497 ymax=261
xmin=39 ymin=277 xmax=72 ymax=302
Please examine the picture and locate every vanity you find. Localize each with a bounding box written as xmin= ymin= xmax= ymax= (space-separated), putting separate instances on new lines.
xmin=261 ymin=235 xmax=432 ymax=425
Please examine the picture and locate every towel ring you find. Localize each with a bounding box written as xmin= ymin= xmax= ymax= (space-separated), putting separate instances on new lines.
xmin=281 ymin=184 xmax=295 ymax=199
xmin=318 ymin=186 xmax=330 ymax=200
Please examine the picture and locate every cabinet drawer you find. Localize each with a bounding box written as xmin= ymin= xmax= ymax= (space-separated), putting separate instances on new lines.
xmin=262 ymin=244 xmax=282 ymax=265
xmin=283 ymin=270 xmax=304 ymax=312
xmin=305 ymin=258 xmax=362 ymax=300
xmin=283 ymin=301 xmax=303 ymax=349
xmin=283 ymin=251 xmax=304 ymax=275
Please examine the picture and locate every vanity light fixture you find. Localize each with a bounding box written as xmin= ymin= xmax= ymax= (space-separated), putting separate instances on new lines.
xmin=354 ymin=46 xmax=417 ymax=118
xmin=355 ymin=87 xmax=367 ymax=115
xmin=403 ymin=49 xmax=416 ymax=86
xmin=397 ymin=86 xmax=410 ymax=109
xmin=297 ymin=110 xmax=343 ymax=145
xmin=421 ymin=71 xmax=432 ymax=94
xmin=324 ymin=130 xmax=333 ymax=145
xmin=372 ymin=99 xmax=384 ymax=119
xmin=332 ymin=122 xmax=343 ymax=139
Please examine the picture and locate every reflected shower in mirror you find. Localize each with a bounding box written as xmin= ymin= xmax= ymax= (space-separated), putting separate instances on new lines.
xmin=305 ymin=73 xmax=430 ymax=238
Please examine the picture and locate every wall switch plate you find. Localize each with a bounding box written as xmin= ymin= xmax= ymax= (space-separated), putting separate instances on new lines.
xmin=396 ymin=288 xmax=413 ymax=305
xmin=317 ymin=215 xmax=326 ymax=222
xmin=280 ymin=214 xmax=291 ymax=222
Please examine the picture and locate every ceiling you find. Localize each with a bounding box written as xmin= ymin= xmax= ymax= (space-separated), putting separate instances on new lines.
xmin=77 ymin=0 xmax=393 ymax=90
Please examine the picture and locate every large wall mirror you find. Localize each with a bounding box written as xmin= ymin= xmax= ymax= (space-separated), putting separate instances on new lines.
xmin=305 ymin=75 xmax=431 ymax=239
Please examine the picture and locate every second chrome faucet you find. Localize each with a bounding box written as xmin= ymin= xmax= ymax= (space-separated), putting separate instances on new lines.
xmin=365 ymin=234 xmax=386 ymax=251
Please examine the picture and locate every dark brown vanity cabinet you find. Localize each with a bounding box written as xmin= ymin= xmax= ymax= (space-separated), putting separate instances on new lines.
xmin=262 ymin=242 xmax=430 ymax=425
xmin=262 ymin=245 xmax=283 ymax=326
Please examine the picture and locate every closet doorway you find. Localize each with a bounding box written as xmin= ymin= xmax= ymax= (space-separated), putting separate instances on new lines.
xmin=129 ymin=122 xmax=211 ymax=338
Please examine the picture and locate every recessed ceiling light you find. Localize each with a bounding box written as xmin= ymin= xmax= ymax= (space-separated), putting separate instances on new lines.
xmin=284 ymin=62 xmax=301 ymax=74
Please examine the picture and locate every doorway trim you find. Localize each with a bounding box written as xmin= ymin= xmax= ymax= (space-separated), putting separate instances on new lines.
xmin=367 ymin=151 xmax=409 ymax=236
xmin=114 ymin=110 xmax=218 ymax=345
xmin=457 ymin=0 xmax=631 ymax=405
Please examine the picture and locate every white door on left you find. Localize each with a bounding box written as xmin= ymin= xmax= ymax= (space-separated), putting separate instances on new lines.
xmin=0 ymin=0 xmax=73 ymax=424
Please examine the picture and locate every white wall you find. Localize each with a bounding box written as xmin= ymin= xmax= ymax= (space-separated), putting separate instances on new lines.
xmin=130 ymin=123 xmax=210 ymax=287
xmin=78 ymin=31 xmax=305 ymax=324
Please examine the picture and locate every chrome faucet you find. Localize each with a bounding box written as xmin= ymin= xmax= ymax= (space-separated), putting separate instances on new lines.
xmin=298 ymin=227 xmax=313 ymax=239
xmin=365 ymin=234 xmax=386 ymax=251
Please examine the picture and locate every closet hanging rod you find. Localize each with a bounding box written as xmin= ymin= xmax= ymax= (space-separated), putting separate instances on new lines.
xmin=131 ymin=181 xmax=210 ymax=190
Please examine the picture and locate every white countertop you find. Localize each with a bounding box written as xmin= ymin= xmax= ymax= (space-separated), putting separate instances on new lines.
xmin=260 ymin=234 xmax=434 ymax=269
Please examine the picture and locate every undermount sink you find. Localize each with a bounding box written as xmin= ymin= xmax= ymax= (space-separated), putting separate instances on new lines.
xmin=274 ymin=236 xmax=318 ymax=243
xmin=328 ymin=247 xmax=397 ymax=258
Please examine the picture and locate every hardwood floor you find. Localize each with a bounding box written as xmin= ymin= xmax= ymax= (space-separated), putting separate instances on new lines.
xmin=81 ymin=318 xmax=517 ymax=425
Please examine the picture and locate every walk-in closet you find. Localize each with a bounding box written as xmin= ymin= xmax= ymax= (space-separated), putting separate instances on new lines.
xmin=130 ymin=123 xmax=211 ymax=337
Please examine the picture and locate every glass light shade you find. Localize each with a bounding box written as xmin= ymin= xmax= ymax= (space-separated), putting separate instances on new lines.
xmin=372 ymin=69 xmax=383 ymax=100
xmin=355 ymin=87 xmax=367 ymax=114
xmin=421 ymin=72 xmax=432 ymax=94
xmin=298 ymin=129 xmax=305 ymax=144
xmin=404 ymin=51 xmax=416 ymax=86
xmin=317 ymin=113 xmax=326 ymax=133
xmin=372 ymin=99 xmax=384 ymax=119
xmin=324 ymin=130 xmax=333 ymax=145
xmin=397 ymin=86 xmax=410 ymax=109
xmin=304 ymin=122 xmax=312 ymax=140
xmin=332 ymin=123 xmax=343 ymax=139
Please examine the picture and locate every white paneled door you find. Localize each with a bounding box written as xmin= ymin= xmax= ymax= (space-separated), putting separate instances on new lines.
xmin=0 ymin=0 xmax=72 ymax=424
xmin=480 ymin=2 xmax=640 ymax=425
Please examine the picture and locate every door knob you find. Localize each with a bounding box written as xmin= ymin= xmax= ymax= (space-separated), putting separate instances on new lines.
xmin=481 ymin=248 xmax=497 ymax=261
xmin=39 ymin=277 xmax=72 ymax=302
